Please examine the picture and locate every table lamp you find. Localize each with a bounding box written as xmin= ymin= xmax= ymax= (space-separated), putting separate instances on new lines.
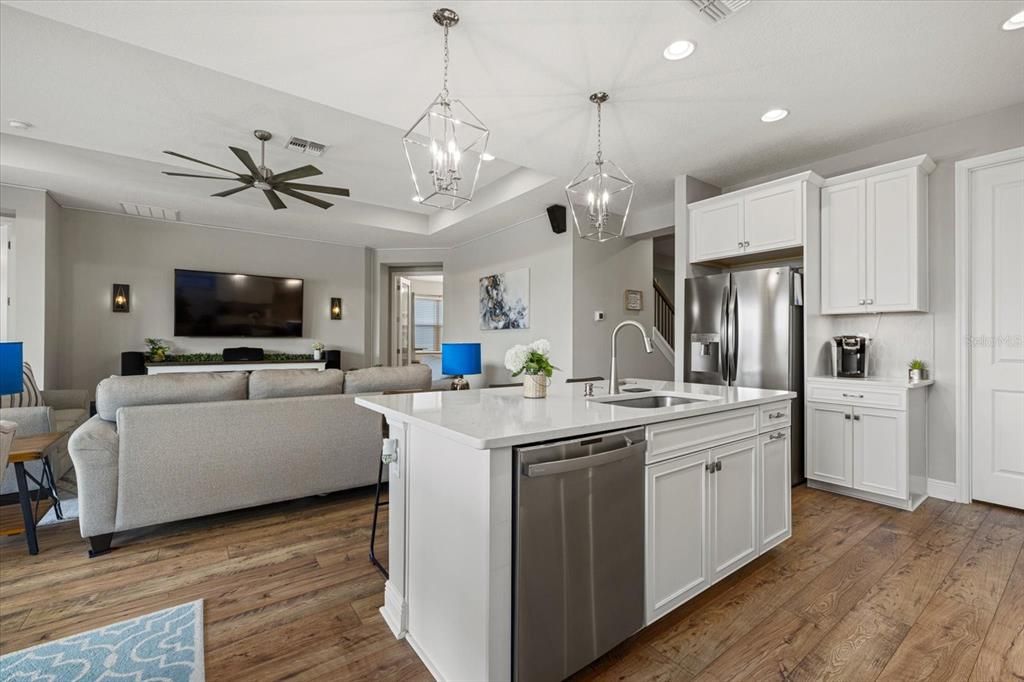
xmin=0 ymin=342 xmax=24 ymax=397
xmin=442 ymin=343 xmax=481 ymax=391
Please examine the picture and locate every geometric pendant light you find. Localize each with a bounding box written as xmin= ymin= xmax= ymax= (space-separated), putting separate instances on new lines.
xmin=402 ymin=8 xmax=490 ymax=211
xmin=565 ymin=92 xmax=635 ymax=241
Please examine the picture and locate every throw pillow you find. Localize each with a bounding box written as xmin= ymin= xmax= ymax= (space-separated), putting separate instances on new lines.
xmin=0 ymin=363 xmax=44 ymax=408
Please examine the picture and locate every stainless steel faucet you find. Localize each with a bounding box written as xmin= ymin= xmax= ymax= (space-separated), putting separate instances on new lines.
xmin=608 ymin=320 xmax=654 ymax=395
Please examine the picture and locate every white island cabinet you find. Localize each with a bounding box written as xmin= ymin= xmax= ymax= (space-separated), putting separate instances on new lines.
xmin=357 ymin=381 xmax=795 ymax=680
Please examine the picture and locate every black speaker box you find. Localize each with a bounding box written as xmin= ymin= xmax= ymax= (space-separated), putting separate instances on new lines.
xmin=546 ymin=204 xmax=567 ymax=234
xmin=223 ymin=347 xmax=264 ymax=362
xmin=121 ymin=351 xmax=146 ymax=376
xmin=325 ymin=349 xmax=342 ymax=370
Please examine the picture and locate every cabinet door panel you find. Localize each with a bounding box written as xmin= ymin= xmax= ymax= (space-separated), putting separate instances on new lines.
xmin=645 ymin=450 xmax=710 ymax=623
xmin=710 ymin=437 xmax=758 ymax=583
xmin=853 ymin=407 xmax=908 ymax=499
xmin=807 ymin=401 xmax=853 ymax=486
xmin=866 ymin=168 xmax=920 ymax=312
xmin=690 ymin=200 xmax=743 ymax=263
xmin=821 ymin=180 xmax=867 ymax=314
xmin=744 ymin=183 xmax=802 ymax=252
xmin=758 ymin=429 xmax=792 ymax=552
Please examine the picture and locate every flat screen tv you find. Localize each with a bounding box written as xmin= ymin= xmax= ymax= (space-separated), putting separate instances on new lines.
xmin=174 ymin=269 xmax=304 ymax=337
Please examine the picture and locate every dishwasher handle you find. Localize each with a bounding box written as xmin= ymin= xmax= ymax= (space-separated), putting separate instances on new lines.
xmin=524 ymin=440 xmax=645 ymax=478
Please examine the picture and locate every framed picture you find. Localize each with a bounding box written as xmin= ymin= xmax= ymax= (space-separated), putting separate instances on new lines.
xmin=480 ymin=269 xmax=530 ymax=330
xmin=625 ymin=289 xmax=643 ymax=311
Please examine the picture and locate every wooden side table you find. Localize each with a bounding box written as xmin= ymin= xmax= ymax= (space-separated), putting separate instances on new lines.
xmin=7 ymin=432 xmax=66 ymax=555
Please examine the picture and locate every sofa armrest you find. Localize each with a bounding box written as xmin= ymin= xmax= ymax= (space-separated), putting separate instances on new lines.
xmin=0 ymin=406 xmax=55 ymax=435
xmin=68 ymin=416 xmax=120 ymax=538
xmin=41 ymin=389 xmax=89 ymax=411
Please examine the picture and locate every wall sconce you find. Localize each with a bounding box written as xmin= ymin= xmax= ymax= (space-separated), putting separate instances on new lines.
xmin=112 ymin=283 xmax=130 ymax=313
xmin=330 ymin=297 xmax=342 ymax=320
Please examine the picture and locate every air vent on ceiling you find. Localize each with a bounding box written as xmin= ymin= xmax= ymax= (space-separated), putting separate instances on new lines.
xmin=120 ymin=202 xmax=180 ymax=221
xmin=687 ymin=0 xmax=751 ymax=24
xmin=285 ymin=136 xmax=327 ymax=157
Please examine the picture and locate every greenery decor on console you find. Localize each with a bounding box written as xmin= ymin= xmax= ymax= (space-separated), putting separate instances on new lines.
xmin=144 ymin=338 xmax=171 ymax=363
xmin=908 ymin=358 xmax=927 ymax=383
xmin=505 ymin=339 xmax=557 ymax=399
xmin=155 ymin=352 xmax=318 ymax=364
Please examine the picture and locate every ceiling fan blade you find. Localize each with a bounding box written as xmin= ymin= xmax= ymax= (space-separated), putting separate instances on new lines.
xmin=270 ymin=165 xmax=322 ymax=183
xmin=230 ymin=146 xmax=262 ymax=177
xmin=211 ymin=184 xmax=253 ymax=198
xmin=263 ymin=189 xmax=286 ymax=210
xmin=163 ymin=171 xmax=239 ymax=180
xmin=281 ymin=182 xmax=350 ymax=197
xmin=276 ymin=185 xmax=333 ymax=210
xmin=163 ymin=150 xmax=240 ymax=175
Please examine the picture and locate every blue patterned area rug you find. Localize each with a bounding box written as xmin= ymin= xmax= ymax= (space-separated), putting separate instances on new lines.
xmin=0 ymin=600 xmax=204 ymax=681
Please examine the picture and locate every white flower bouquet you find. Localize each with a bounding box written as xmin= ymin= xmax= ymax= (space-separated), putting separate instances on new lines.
xmin=505 ymin=339 xmax=556 ymax=398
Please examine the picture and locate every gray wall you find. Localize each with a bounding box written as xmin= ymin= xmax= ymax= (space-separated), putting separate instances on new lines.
xmin=57 ymin=209 xmax=370 ymax=393
xmin=573 ymin=236 xmax=674 ymax=382
xmin=726 ymin=102 xmax=1024 ymax=483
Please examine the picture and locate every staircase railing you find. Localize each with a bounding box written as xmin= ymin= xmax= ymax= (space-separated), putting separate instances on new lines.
xmin=653 ymin=279 xmax=674 ymax=349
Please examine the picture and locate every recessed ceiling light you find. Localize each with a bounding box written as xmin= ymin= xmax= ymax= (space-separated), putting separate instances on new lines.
xmin=663 ymin=40 xmax=696 ymax=61
xmin=480 ymin=152 xmax=495 ymax=161
xmin=1003 ymin=10 xmax=1024 ymax=30
xmin=7 ymin=119 xmax=32 ymax=129
xmin=761 ymin=108 xmax=789 ymax=123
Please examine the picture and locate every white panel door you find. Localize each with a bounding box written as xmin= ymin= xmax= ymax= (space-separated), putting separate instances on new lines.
xmin=709 ymin=437 xmax=758 ymax=583
xmin=821 ymin=180 xmax=866 ymax=314
xmin=866 ymin=168 xmax=921 ymax=312
xmin=852 ymin=407 xmax=908 ymax=499
xmin=690 ymin=199 xmax=743 ymax=263
xmin=645 ymin=450 xmax=710 ymax=623
xmin=969 ymin=155 xmax=1024 ymax=509
xmin=806 ymin=401 xmax=853 ymax=486
xmin=743 ymin=182 xmax=802 ymax=253
xmin=758 ymin=429 xmax=792 ymax=553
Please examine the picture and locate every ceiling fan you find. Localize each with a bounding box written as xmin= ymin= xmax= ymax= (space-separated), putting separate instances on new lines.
xmin=162 ymin=129 xmax=350 ymax=210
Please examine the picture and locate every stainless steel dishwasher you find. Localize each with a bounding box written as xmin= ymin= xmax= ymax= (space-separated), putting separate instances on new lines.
xmin=513 ymin=427 xmax=645 ymax=682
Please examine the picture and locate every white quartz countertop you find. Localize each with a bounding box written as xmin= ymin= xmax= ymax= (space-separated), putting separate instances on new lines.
xmin=356 ymin=379 xmax=796 ymax=449
xmin=808 ymin=376 xmax=934 ymax=389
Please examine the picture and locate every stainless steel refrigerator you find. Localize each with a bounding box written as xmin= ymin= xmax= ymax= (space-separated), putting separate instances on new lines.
xmin=683 ymin=266 xmax=804 ymax=484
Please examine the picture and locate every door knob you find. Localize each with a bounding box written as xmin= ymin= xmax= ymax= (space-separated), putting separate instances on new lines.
xmin=737 ymin=241 xmax=744 ymax=248
xmin=853 ymin=415 xmax=861 ymax=421
xmin=858 ymin=299 xmax=866 ymax=305
xmin=865 ymin=298 xmax=874 ymax=305
xmin=844 ymin=413 xmax=852 ymax=420
xmin=743 ymin=241 xmax=750 ymax=247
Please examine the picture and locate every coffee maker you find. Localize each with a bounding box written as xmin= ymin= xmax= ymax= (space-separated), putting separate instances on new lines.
xmin=830 ymin=335 xmax=870 ymax=378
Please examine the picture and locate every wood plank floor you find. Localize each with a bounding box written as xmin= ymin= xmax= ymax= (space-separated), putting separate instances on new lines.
xmin=1 ymin=485 xmax=1021 ymax=681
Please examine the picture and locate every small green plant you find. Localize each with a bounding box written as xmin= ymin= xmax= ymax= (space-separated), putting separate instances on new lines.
xmin=145 ymin=338 xmax=171 ymax=362
xmin=908 ymin=359 xmax=926 ymax=371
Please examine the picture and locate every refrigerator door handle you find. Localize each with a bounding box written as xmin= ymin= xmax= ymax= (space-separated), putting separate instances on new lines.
xmin=719 ymin=287 xmax=730 ymax=383
xmin=729 ymin=284 xmax=739 ymax=382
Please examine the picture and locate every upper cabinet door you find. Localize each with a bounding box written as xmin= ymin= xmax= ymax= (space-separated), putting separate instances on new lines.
xmin=690 ymin=199 xmax=744 ymax=263
xmin=743 ymin=183 xmax=803 ymax=253
xmin=865 ymin=168 xmax=926 ymax=312
xmin=821 ymin=179 xmax=867 ymax=315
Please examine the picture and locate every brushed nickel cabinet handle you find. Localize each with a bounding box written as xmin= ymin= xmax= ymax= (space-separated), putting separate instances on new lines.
xmin=842 ymin=393 xmax=864 ymax=398
xmin=768 ymin=411 xmax=786 ymax=419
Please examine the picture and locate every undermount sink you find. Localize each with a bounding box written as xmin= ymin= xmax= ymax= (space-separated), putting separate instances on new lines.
xmin=595 ymin=394 xmax=717 ymax=409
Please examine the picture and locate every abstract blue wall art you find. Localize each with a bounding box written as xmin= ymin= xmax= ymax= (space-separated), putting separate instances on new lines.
xmin=480 ymin=269 xmax=530 ymax=330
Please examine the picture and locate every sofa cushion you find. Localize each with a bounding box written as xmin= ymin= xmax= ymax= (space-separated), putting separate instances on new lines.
xmin=54 ymin=408 xmax=88 ymax=435
xmin=342 ymin=364 xmax=432 ymax=395
xmin=0 ymin=363 xmax=43 ymax=408
xmin=95 ymin=371 xmax=248 ymax=421
xmin=249 ymin=369 xmax=343 ymax=400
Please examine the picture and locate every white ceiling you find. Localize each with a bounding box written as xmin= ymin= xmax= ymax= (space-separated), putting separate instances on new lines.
xmin=2 ymin=1 xmax=1022 ymax=248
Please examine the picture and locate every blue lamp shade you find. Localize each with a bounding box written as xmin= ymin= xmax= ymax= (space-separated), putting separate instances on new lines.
xmin=0 ymin=342 xmax=24 ymax=396
xmin=442 ymin=343 xmax=481 ymax=376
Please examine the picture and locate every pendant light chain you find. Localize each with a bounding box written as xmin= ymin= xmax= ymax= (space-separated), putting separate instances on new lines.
xmin=441 ymin=23 xmax=451 ymax=103
xmin=595 ymin=100 xmax=603 ymax=164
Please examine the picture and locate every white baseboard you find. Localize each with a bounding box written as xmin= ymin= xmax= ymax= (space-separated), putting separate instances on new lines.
xmin=927 ymin=478 xmax=958 ymax=502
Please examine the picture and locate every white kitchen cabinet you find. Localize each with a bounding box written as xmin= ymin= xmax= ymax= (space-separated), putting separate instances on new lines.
xmin=688 ymin=171 xmax=822 ymax=264
xmin=805 ymin=378 xmax=930 ymax=510
xmin=820 ymin=155 xmax=934 ymax=315
xmin=709 ymin=437 xmax=758 ymax=583
xmin=645 ymin=450 xmax=710 ymax=622
xmin=806 ymin=401 xmax=853 ymax=487
xmin=758 ymin=429 xmax=792 ymax=553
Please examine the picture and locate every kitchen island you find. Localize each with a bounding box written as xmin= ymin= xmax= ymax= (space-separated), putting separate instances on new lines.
xmin=356 ymin=380 xmax=795 ymax=681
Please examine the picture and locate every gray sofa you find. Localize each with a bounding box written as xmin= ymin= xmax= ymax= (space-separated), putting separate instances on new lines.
xmin=69 ymin=364 xmax=431 ymax=555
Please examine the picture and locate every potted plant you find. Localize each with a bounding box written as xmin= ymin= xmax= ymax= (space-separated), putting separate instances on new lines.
xmin=505 ymin=339 xmax=557 ymax=399
xmin=908 ymin=359 xmax=926 ymax=383
xmin=145 ymin=338 xmax=170 ymax=363
xmin=312 ymin=341 xmax=325 ymax=361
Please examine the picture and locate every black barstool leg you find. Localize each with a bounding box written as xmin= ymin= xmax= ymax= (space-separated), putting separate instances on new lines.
xmin=369 ymin=455 xmax=389 ymax=579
